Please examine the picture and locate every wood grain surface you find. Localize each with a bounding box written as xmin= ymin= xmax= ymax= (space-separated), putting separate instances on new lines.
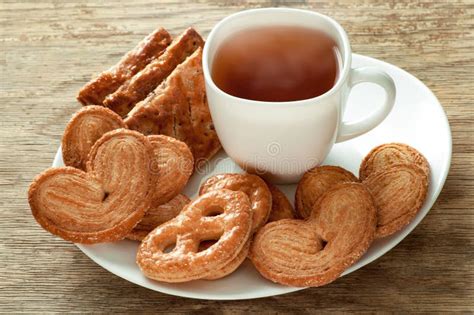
xmin=1 ymin=0 xmax=473 ymax=313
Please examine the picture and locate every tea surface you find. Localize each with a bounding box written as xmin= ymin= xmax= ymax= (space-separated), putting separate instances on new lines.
xmin=212 ymin=26 xmax=339 ymax=102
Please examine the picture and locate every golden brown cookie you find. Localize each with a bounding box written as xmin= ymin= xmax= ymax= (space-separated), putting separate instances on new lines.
xmin=62 ymin=106 xmax=126 ymax=170
xmin=29 ymin=129 xmax=155 ymax=244
xmin=77 ymin=27 xmax=171 ymax=105
xmin=147 ymin=135 xmax=193 ymax=206
xmin=104 ymin=28 xmax=204 ymax=117
xmin=363 ymin=163 xmax=429 ymax=238
xmin=250 ymin=182 xmax=376 ymax=287
xmin=203 ymin=239 xmax=251 ymax=280
xmin=125 ymin=48 xmax=221 ymax=165
xmin=266 ymin=183 xmax=296 ymax=222
xmin=127 ymin=194 xmax=190 ymax=241
xmin=137 ymin=189 xmax=252 ymax=282
xmin=199 ymin=173 xmax=272 ymax=232
xmin=359 ymin=143 xmax=430 ymax=181
xmin=295 ymin=165 xmax=358 ymax=219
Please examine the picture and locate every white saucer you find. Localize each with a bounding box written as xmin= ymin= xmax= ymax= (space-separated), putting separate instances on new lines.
xmin=53 ymin=54 xmax=451 ymax=300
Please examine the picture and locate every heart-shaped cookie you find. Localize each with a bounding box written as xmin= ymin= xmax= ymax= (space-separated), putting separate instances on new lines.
xmin=62 ymin=108 xmax=193 ymax=206
xmin=147 ymin=135 xmax=193 ymax=206
xmin=359 ymin=143 xmax=430 ymax=181
xmin=137 ymin=189 xmax=252 ymax=282
xmin=29 ymin=129 xmax=155 ymax=244
xmin=363 ymin=163 xmax=429 ymax=238
xmin=62 ymin=106 xmax=126 ymax=170
xmin=199 ymin=173 xmax=272 ymax=232
xmin=250 ymin=182 xmax=376 ymax=287
xmin=295 ymin=165 xmax=358 ymax=219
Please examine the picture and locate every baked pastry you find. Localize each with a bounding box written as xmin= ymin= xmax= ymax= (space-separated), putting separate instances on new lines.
xmin=199 ymin=173 xmax=272 ymax=232
xmin=363 ymin=163 xmax=429 ymax=238
xmin=203 ymin=239 xmax=251 ymax=280
xmin=295 ymin=165 xmax=358 ymax=219
xmin=127 ymin=194 xmax=190 ymax=241
xmin=136 ymin=189 xmax=252 ymax=282
xmin=61 ymin=106 xmax=126 ymax=170
xmin=77 ymin=27 xmax=171 ymax=105
xmin=266 ymin=183 xmax=296 ymax=222
xmin=250 ymin=183 xmax=376 ymax=287
xmin=104 ymin=28 xmax=204 ymax=117
xmin=29 ymin=129 xmax=155 ymax=244
xmin=147 ymin=135 xmax=194 ymax=206
xmin=359 ymin=143 xmax=430 ymax=181
xmin=125 ymin=48 xmax=221 ymax=165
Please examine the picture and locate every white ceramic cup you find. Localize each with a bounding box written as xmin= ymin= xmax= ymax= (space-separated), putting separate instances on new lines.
xmin=202 ymin=8 xmax=396 ymax=184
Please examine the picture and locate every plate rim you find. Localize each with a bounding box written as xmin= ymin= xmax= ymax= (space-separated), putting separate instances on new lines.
xmin=52 ymin=53 xmax=452 ymax=300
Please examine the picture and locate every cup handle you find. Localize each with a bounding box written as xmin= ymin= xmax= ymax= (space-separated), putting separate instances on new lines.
xmin=336 ymin=67 xmax=396 ymax=142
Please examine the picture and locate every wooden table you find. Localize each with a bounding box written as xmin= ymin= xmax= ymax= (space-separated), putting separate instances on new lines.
xmin=1 ymin=0 xmax=472 ymax=312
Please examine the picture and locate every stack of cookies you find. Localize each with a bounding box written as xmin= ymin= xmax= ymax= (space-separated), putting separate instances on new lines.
xmin=27 ymin=26 xmax=430 ymax=288
xmin=30 ymin=26 xmax=219 ymax=245
xmin=76 ymin=27 xmax=221 ymax=165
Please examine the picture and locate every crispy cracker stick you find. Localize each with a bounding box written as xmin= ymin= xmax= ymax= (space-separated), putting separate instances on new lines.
xmin=104 ymin=28 xmax=204 ymax=117
xmin=77 ymin=27 xmax=171 ymax=105
xmin=125 ymin=48 xmax=221 ymax=164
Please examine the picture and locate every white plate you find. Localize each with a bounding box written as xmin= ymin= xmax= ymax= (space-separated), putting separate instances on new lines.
xmin=53 ymin=54 xmax=451 ymax=300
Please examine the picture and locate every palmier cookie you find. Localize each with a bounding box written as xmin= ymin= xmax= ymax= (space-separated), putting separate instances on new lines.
xmin=359 ymin=143 xmax=430 ymax=181
xmin=295 ymin=166 xmax=358 ymax=219
xmin=266 ymin=183 xmax=296 ymax=222
xmin=199 ymin=174 xmax=272 ymax=232
xmin=137 ymin=189 xmax=252 ymax=282
xmin=148 ymin=135 xmax=194 ymax=206
xmin=29 ymin=129 xmax=154 ymax=244
xmin=127 ymin=194 xmax=190 ymax=241
xmin=62 ymin=106 xmax=126 ymax=170
xmin=363 ymin=163 xmax=428 ymax=238
xmin=250 ymin=183 xmax=376 ymax=287
xmin=63 ymin=107 xmax=193 ymax=205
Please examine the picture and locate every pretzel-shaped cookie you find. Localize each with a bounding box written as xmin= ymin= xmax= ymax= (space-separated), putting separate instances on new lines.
xmin=200 ymin=239 xmax=251 ymax=280
xmin=250 ymin=182 xmax=376 ymax=287
xmin=199 ymin=174 xmax=272 ymax=232
xmin=137 ymin=189 xmax=252 ymax=282
xmin=29 ymin=129 xmax=155 ymax=243
xmin=127 ymin=194 xmax=190 ymax=241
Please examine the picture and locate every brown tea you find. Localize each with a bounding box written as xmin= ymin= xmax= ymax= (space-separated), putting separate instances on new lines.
xmin=211 ymin=26 xmax=339 ymax=102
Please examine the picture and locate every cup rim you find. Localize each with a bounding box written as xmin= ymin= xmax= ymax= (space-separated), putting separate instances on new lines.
xmin=202 ymin=8 xmax=352 ymax=107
